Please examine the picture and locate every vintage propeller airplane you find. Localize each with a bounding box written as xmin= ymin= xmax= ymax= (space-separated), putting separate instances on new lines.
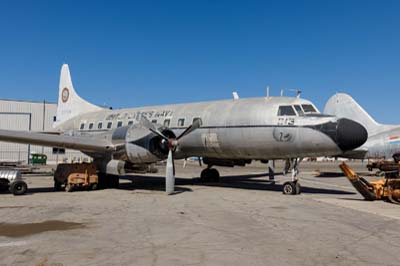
xmin=0 ymin=65 xmax=368 ymax=194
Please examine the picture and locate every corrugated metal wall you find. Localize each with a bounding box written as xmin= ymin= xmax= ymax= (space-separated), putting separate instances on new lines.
xmin=0 ymin=99 xmax=87 ymax=163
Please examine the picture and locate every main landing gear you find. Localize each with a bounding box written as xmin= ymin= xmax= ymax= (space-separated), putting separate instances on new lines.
xmin=97 ymin=173 xmax=119 ymax=189
xmin=282 ymin=158 xmax=302 ymax=195
xmin=200 ymin=167 xmax=220 ymax=182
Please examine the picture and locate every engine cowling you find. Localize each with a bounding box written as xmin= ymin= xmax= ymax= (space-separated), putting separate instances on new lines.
xmin=111 ymin=124 xmax=176 ymax=164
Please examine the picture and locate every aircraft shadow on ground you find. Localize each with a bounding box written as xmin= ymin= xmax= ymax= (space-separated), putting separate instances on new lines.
xmin=1 ymin=187 xmax=62 ymax=195
xmin=121 ymin=173 xmax=355 ymax=195
xmin=18 ymin=172 xmax=355 ymax=195
xmin=314 ymin=172 xmax=346 ymax=178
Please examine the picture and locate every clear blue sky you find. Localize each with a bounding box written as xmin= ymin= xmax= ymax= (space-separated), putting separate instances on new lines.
xmin=0 ymin=0 xmax=399 ymax=123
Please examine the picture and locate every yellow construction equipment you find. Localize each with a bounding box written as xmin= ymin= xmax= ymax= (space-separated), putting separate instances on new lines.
xmin=54 ymin=163 xmax=99 ymax=192
xmin=340 ymin=161 xmax=400 ymax=204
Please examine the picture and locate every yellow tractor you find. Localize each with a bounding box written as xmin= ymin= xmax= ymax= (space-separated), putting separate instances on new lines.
xmin=340 ymin=161 xmax=400 ymax=204
xmin=54 ymin=163 xmax=99 ymax=192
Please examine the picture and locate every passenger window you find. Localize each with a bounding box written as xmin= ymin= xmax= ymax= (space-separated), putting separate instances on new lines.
xmin=80 ymin=123 xmax=85 ymax=130
xmin=293 ymin=105 xmax=304 ymax=116
xmin=88 ymin=123 xmax=94 ymax=130
xmin=164 ymin=119 xmax=170 ymax=127
xmin=107 ymin=122 xmax=113 ymax=129
xmin=301 ymin=104 xmax=317 ymax=113
xmin=98 ymin=122 xmax=103 ymax=129
xmin=177 ymin=118 xmax=185 ymax=127
xmin=277 ymin=106 xmax=296 ymax=116
xmin=117 ymin=121 xmax=123 ymax=128
xmin=192 ymin=117 xmax=202 ymax=126
xmin=128 ymin=120 xmax=133 ymax=126
xmin=151 ymin=119 xmax=157 ymax=124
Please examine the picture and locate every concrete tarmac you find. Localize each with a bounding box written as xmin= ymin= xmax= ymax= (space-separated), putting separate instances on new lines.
xmin=0 ymin=161 xmax=400 ymax=266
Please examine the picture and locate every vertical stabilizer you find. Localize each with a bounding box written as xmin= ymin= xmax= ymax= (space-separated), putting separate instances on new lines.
xmin=324 ymin=93 xmax=380 ymax=135
xmin=53 ymin=64 xmax=102 ymax=128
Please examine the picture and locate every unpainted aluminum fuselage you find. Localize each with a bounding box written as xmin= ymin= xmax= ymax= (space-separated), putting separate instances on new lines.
xmin=56 ymin=96 xmax=358 ymax=162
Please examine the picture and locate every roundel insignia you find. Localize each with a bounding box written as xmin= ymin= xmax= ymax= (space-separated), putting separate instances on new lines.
xmin=62 ymin=88 xmax=69 ymax=103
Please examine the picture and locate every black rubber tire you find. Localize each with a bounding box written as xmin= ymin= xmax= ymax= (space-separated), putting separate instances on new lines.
xmin=97 ymin=174 xmax=119 ymax=189
xmin=282 ymin=181 xmax=297 ymax=195
xmin=209 ymin=169 xmax=220 ymax=182
xmin=200 ymin=168 xmax=220 ymax=182
xmin=54 ymin=180 xmax=63 ymax=191
xmin=97 ymin=173 xmax=107 ymax=189
xmin=200 ymin=169 xmax=210 ymax=182
xmin=108 ymin=175 xmax=119 ymax=189
xmin=65 ymin=183 xmax=73 ymax=192
xmin=9 ymin=181 xmax=28 ymax=196
xmin=91 ymin=183 xmax=98 ymax=190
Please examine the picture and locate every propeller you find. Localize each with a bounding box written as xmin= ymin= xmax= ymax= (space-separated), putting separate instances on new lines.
xmin=140 ymin=116 xmax=201 ymax=194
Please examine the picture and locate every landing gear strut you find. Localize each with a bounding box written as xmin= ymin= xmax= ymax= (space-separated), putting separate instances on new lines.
xmin=200 ymin=167 xmax=220 ymax=182
xmin=266 ymin=160 xmax=276 ymax=184
xmin=282 ymin=158 xmax=302 ymax=195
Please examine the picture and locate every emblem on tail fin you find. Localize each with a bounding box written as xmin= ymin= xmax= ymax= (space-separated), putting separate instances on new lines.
xmin=61 ymin=88 xmax=69 ymax=103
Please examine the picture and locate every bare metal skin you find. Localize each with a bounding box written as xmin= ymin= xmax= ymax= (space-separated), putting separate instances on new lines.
xmin=325 ymin=93 xmax=400 ymax=159
xmin=0 ymin=65 xmax=367 ymax=194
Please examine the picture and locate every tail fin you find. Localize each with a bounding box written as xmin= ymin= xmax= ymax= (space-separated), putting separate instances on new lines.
xmin=324 ymin=93 xmax=380 ymax=135
xmin=53 ymin=64 xmax=102 ymax=128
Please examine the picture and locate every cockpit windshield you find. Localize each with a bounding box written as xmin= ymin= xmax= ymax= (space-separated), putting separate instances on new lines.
xmin=293 ymin=105 xmax=304 ymax=116
xmin=301 ymin=104 xmax=317 ymax=113
xmin=277 ymin=106 xmax=296 ymax=116
xmin=278 ymin=104 xmax=319 ymax=117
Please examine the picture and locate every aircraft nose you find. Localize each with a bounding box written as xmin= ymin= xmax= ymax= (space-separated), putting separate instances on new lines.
xmin=335 ymin=118 xmax=368 ymax=151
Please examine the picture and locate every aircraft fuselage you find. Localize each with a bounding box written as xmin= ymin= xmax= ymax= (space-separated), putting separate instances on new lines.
xmin=57 ymin=96 xmax=366 ymax=163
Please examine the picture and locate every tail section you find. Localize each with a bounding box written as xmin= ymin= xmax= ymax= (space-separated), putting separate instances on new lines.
xmin=53 ymin=64 xmax=102 ymax=128
xmin=324 ymin=93 xmax=380 ymax=135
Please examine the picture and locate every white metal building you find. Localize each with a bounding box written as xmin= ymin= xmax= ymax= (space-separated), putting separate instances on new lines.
xmin=0 ymin=99 xmax=86 ymax=164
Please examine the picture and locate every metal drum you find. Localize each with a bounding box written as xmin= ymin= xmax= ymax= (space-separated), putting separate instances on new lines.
xmin=0 ymin=170 xmax=22 ymax=182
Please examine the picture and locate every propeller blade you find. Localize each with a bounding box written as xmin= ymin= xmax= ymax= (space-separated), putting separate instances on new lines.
xmin=140 ymin=115 xmax=169 ymax=140
xmin=176 ymin=119 xmax=201 ymax=140
xmin=165 ymin=149 xmax=175 ymax=195
xmin=173 ymin=154 xmax=176 ymax=176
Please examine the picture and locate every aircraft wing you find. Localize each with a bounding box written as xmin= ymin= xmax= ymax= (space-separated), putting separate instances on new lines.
xmin=0 ymin=129 xmax=113 ymax=153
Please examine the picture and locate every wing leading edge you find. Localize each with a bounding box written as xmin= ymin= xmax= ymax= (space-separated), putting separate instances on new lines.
xmin=0 ymin=129 xmax=113 ymax=153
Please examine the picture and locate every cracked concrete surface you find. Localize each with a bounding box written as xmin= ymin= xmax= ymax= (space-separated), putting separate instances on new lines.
xmin=0 ymin=161 xmax=399 ymax=266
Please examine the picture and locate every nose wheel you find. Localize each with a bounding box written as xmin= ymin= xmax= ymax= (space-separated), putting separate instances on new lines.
xmin=282 ymin=181 xmax=301 ymax=195
xmin=282 ymin=158 xmax=302 ymax=195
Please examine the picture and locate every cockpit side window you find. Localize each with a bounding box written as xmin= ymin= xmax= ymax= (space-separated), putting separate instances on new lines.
xmin=301 ymin=104 xmax=317 ymax=113
xmin=293 ymin=105 xmax=304 ymax=116
xmin=277 ymin=106 xmax=296 ymax=116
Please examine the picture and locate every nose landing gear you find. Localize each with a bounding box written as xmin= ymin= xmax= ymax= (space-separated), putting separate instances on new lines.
xmin=282 ymin=180 xmax=301 ymax=195
xmin=282 ymin=158 xmax=302 ymax=195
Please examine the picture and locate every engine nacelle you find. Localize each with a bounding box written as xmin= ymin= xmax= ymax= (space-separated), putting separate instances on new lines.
xmin=111 ymin=124 xmax=175 ymax=164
